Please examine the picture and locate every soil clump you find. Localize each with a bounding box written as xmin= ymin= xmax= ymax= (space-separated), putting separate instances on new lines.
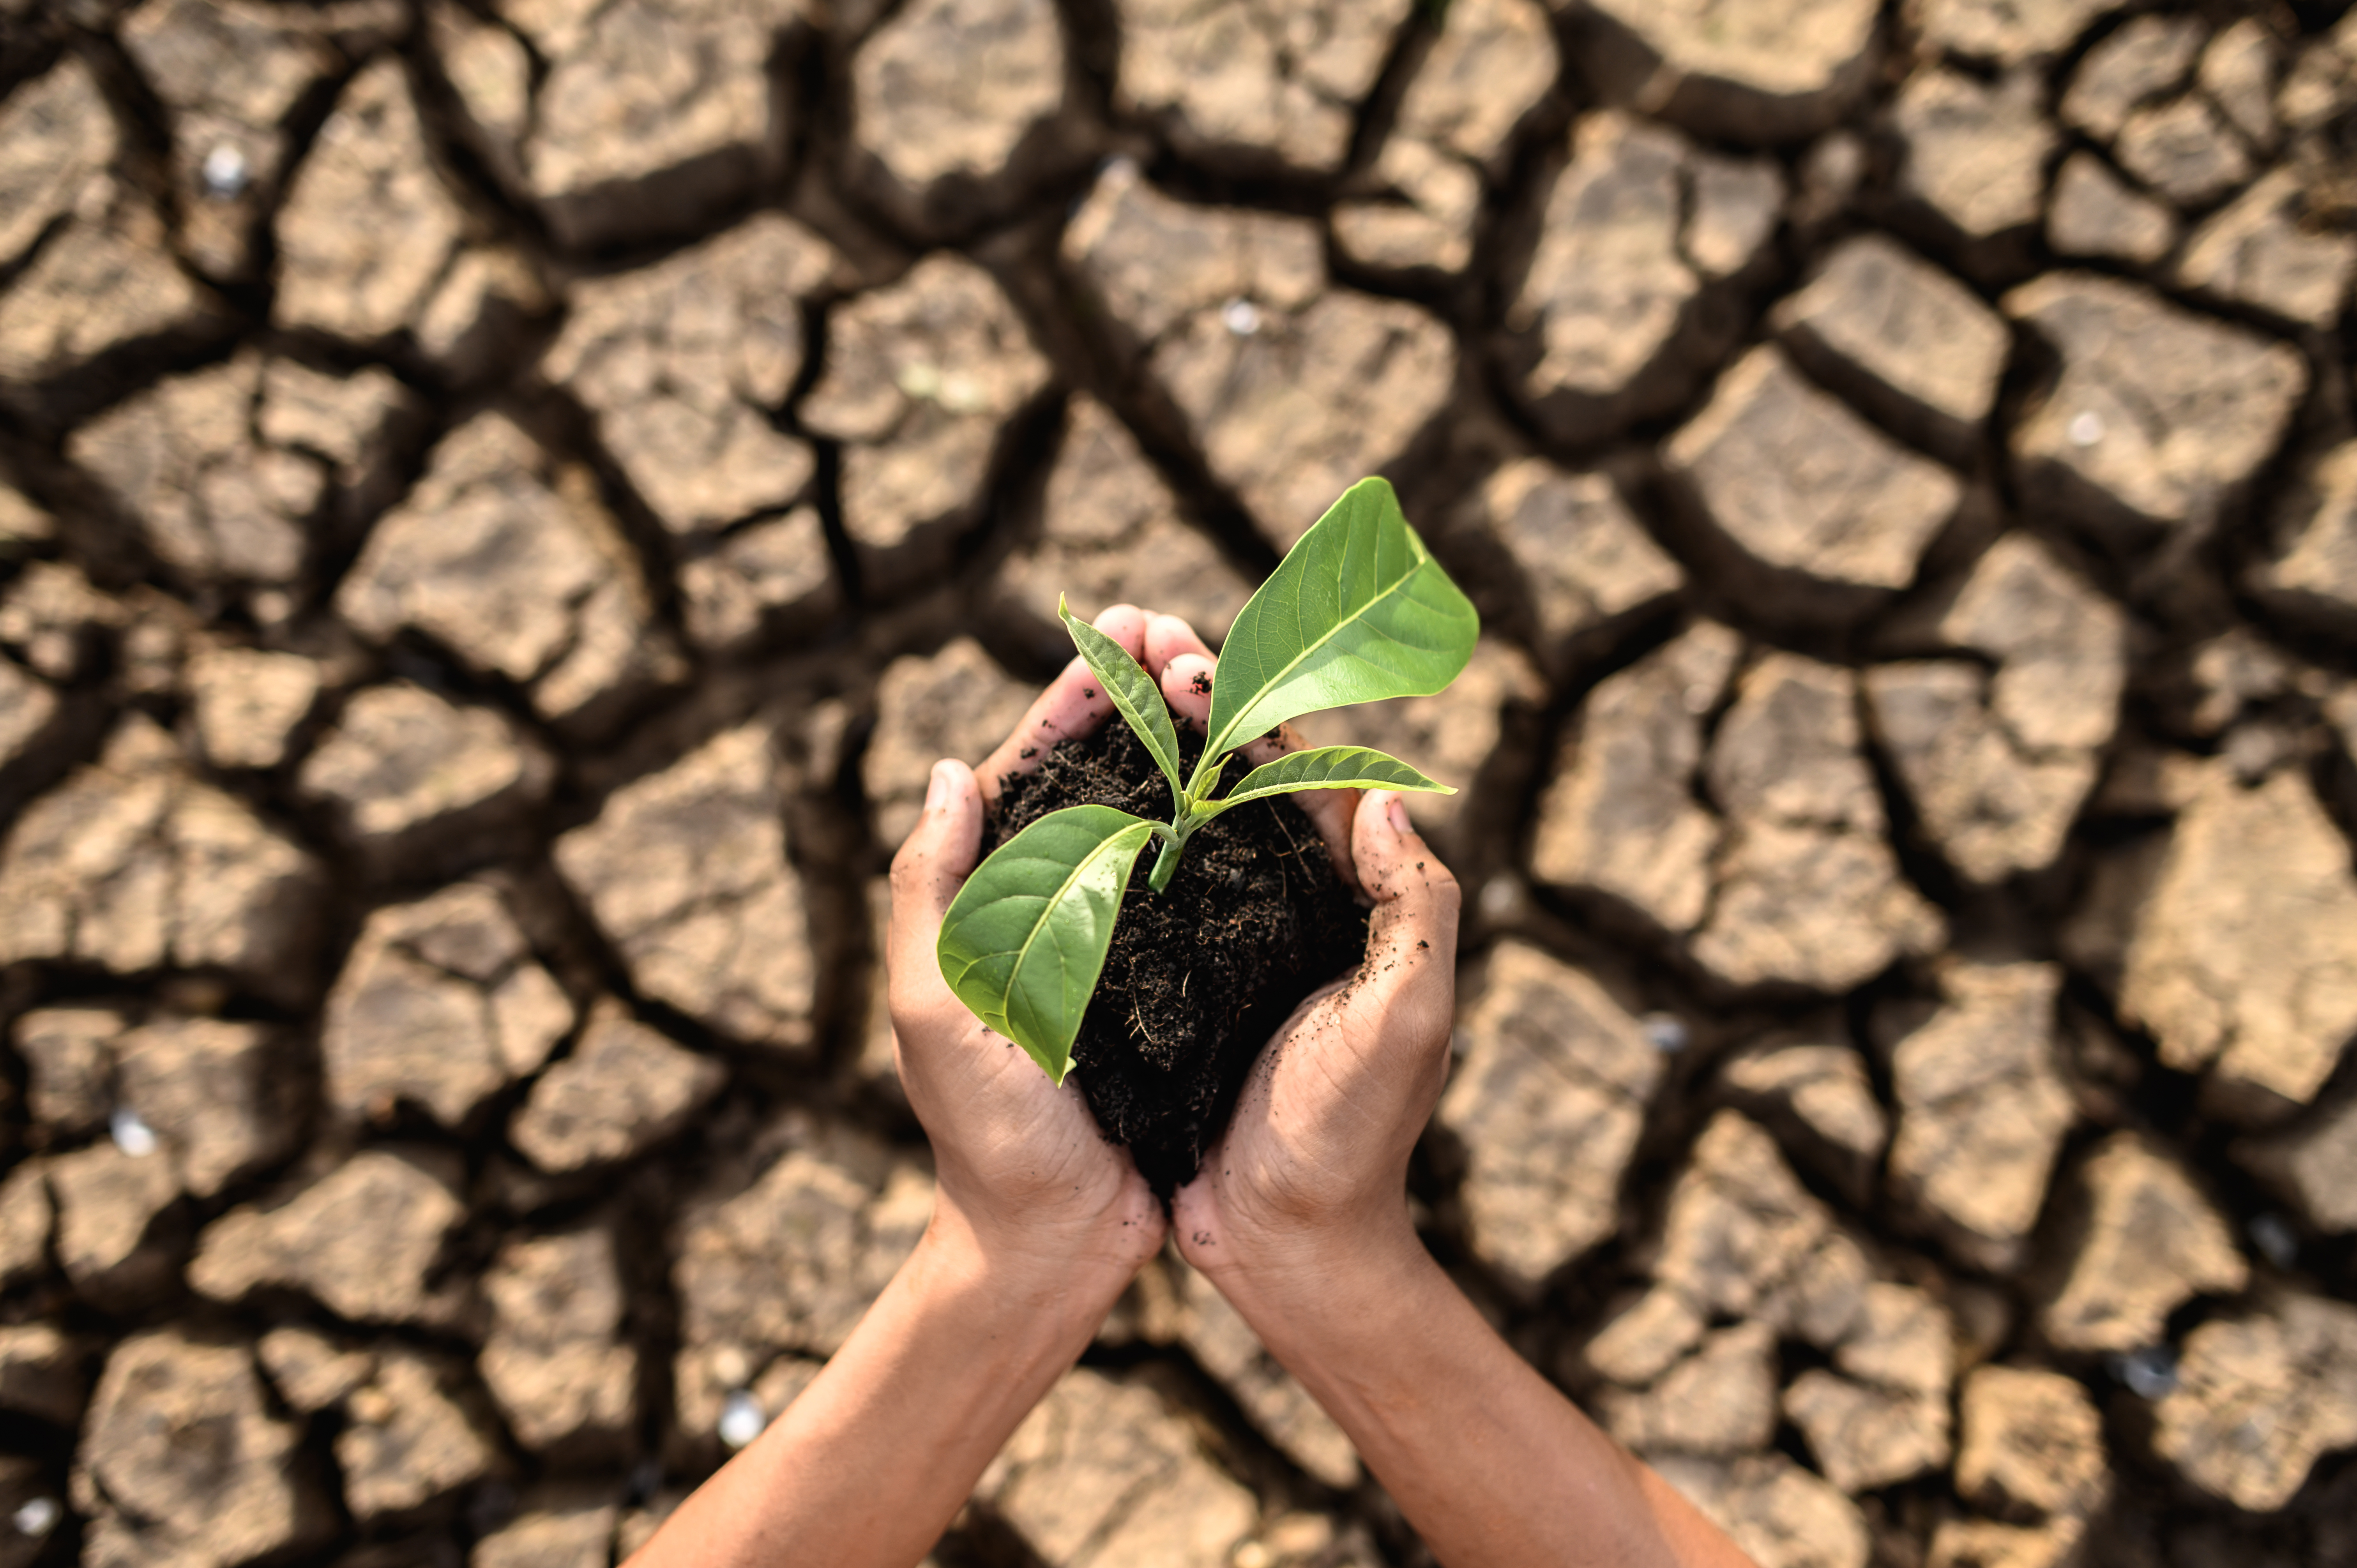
xmin=986 ymin=715 xmax=1369 ymax=1195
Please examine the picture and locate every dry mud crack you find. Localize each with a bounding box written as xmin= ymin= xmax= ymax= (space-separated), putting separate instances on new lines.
xmin=4 ymin=1 xmax=2357 ymax=1564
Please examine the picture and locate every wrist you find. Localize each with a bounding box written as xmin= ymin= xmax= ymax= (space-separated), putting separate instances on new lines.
xmin=1203 ymin=1217 xmax=1472 ymax=1478
xmin=919 ymin=1188 xmax=1143 ymax=1346
xmin=1198 ymin=1200 xmax=1440 ymax=1354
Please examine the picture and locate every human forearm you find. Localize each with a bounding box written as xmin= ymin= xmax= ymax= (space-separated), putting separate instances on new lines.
xmin=629 ymin=1206 xmax=1122 ymax=1568
xmin=1210 ymin=1222 xmax=1751 ymax=1568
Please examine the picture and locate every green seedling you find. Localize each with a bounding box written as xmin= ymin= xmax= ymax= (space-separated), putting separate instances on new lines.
xmin=936 ymin=477 xmax=1480 ymax=1084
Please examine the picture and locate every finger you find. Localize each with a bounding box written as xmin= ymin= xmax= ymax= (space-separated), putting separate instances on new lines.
xmin=1095 ymin=602 xmax=1149 ymax=654
xmin=887 ymin=759 xmax=984 ymax=1018
xmin=974 ymin=605 xmax=1148 ymax=802
xmin=1143 ymin=611 xmax=1213 ymax=680
xmin=1334 ymin=789 xmax=1461 ymax=1090
xmin=1356 ymin=789 xmax=1461 ymax=955
xmin=1160 ymin=652 xmax=1216 ymax=732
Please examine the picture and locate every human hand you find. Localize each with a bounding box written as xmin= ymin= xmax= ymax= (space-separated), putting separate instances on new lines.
xmin=1147 ymin=615 xmax=1463 ymax=1293
xmin=886 ymin=606 xmax=1171 ymax=1308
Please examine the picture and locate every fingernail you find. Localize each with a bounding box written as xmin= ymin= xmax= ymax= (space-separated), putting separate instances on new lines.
xmin=925 ymin=761 xmax=952 ymax=812
xmin=1385 ymin=793 xmax=1411 ymax=835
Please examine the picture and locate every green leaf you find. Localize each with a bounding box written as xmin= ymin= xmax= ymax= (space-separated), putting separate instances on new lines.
xmin=1206 ymin=745 xmax=1454 ymax=816
xmin=1189 ymin=750 xmax=1229 ymax=808
xmin=1060 ymin=596 xmax=1184 ymax=816
xmin=936 ymin=804 xmax=1159 ymax=1084
xmin=1199 ymin=477 xmax=1479 ymax=778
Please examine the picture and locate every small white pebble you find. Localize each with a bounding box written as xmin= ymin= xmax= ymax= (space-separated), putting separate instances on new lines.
xmin=12 ymin=1497 xmax=58 ymax=1538
xmin=200 ymin=143 xmax=249 ymax=198
xmin=2067 ymin=410 xmax=2105 ymax=447
xmin=111 ymin=1106 xmax=158 ymax=1158
xmin=2249 ymin=1212 xmax=2298 ymax=1269
xmin=895 ymin=362 xmax=942 ymax=401
xmin=1478 ymin=875 xmax=1520 ymax=920
xmin=1641 ymin=1014 xmax=1689 ymax=1054
xmin=1221 ymin=298 xmax=1262 ymax=336
xmin=2113 ymin=1346 xmax=2179 ymax=1399
xmin=938 ymin=370 xmax=986 ymax=414
xmin=718 ymin=1390 xmax=766 ymax=1450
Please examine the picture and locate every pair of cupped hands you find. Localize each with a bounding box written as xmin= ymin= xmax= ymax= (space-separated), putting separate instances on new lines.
xmin=887 ymin=603 xmax=1460 ymax=1320
xmin=652 ymin=602 xmax=1742 ymax=1568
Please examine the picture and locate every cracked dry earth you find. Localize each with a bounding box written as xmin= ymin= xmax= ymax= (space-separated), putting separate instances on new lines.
xmin=5 ymin=0 xmax=2357 ymax=1563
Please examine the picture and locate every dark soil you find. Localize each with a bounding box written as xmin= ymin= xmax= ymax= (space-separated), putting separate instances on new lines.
xmin=986 ymin=713 xmax=1369 ymax=1197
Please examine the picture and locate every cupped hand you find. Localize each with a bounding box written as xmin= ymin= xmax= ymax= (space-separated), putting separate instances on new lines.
xmin=886 ymin=606 xmax=1173 ymax=1302
xmin=1148 ymin=614 xmax=1462 ymax=1291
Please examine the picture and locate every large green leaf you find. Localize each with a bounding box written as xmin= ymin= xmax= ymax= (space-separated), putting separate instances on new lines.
xmin=1206 ymin=745 xmax=1453 ymax=816
xmin=1060 ymin=597 xmax=1183 ymax=816
xmin=1199 ymin=477 xmax=1479 ymax=777
xmin=936 ymin=804 xmax=1159 ymax=1084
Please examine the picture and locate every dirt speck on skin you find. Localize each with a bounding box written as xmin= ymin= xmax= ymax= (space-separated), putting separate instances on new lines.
xmin=988 ymin=715 xmax=1367 ymax=1195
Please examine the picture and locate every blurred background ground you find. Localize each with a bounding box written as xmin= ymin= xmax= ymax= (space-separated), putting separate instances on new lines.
xmin=1 ymin=0 xmax=2356 ymax=1563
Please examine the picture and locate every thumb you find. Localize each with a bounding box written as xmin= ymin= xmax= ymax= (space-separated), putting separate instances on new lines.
xmin=889 ymin=759 xmax=984 ymax=1004
xmin=1338 ymin=789 xmax=1459 ymax=1066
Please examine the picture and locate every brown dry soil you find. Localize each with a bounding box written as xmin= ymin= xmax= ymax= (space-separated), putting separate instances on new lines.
xmin=9 ymin=0 xmax=2357 ymax=1564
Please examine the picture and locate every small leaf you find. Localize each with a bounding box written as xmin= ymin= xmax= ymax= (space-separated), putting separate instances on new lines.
xmin=1060 ymin=597 xmax=1184 ymax=814
xmin=936 ymin=804 xmax=1159 ymax=1084
xmin=1190 ymin=750 xmax=1229 ymax=807
xmin=1201 ymin=477 xmax=1479 ymax=775
xmin=1207 ymin=745 xmax=1454 ymax=816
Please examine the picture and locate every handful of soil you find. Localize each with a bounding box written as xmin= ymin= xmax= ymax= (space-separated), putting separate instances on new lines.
xmin=985 ymin=715 xmax=1369 ymax=1196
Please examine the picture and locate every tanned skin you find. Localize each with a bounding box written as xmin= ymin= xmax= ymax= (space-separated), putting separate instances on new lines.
xmin=627 ymin=606 xmax=1758 ymax=1568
